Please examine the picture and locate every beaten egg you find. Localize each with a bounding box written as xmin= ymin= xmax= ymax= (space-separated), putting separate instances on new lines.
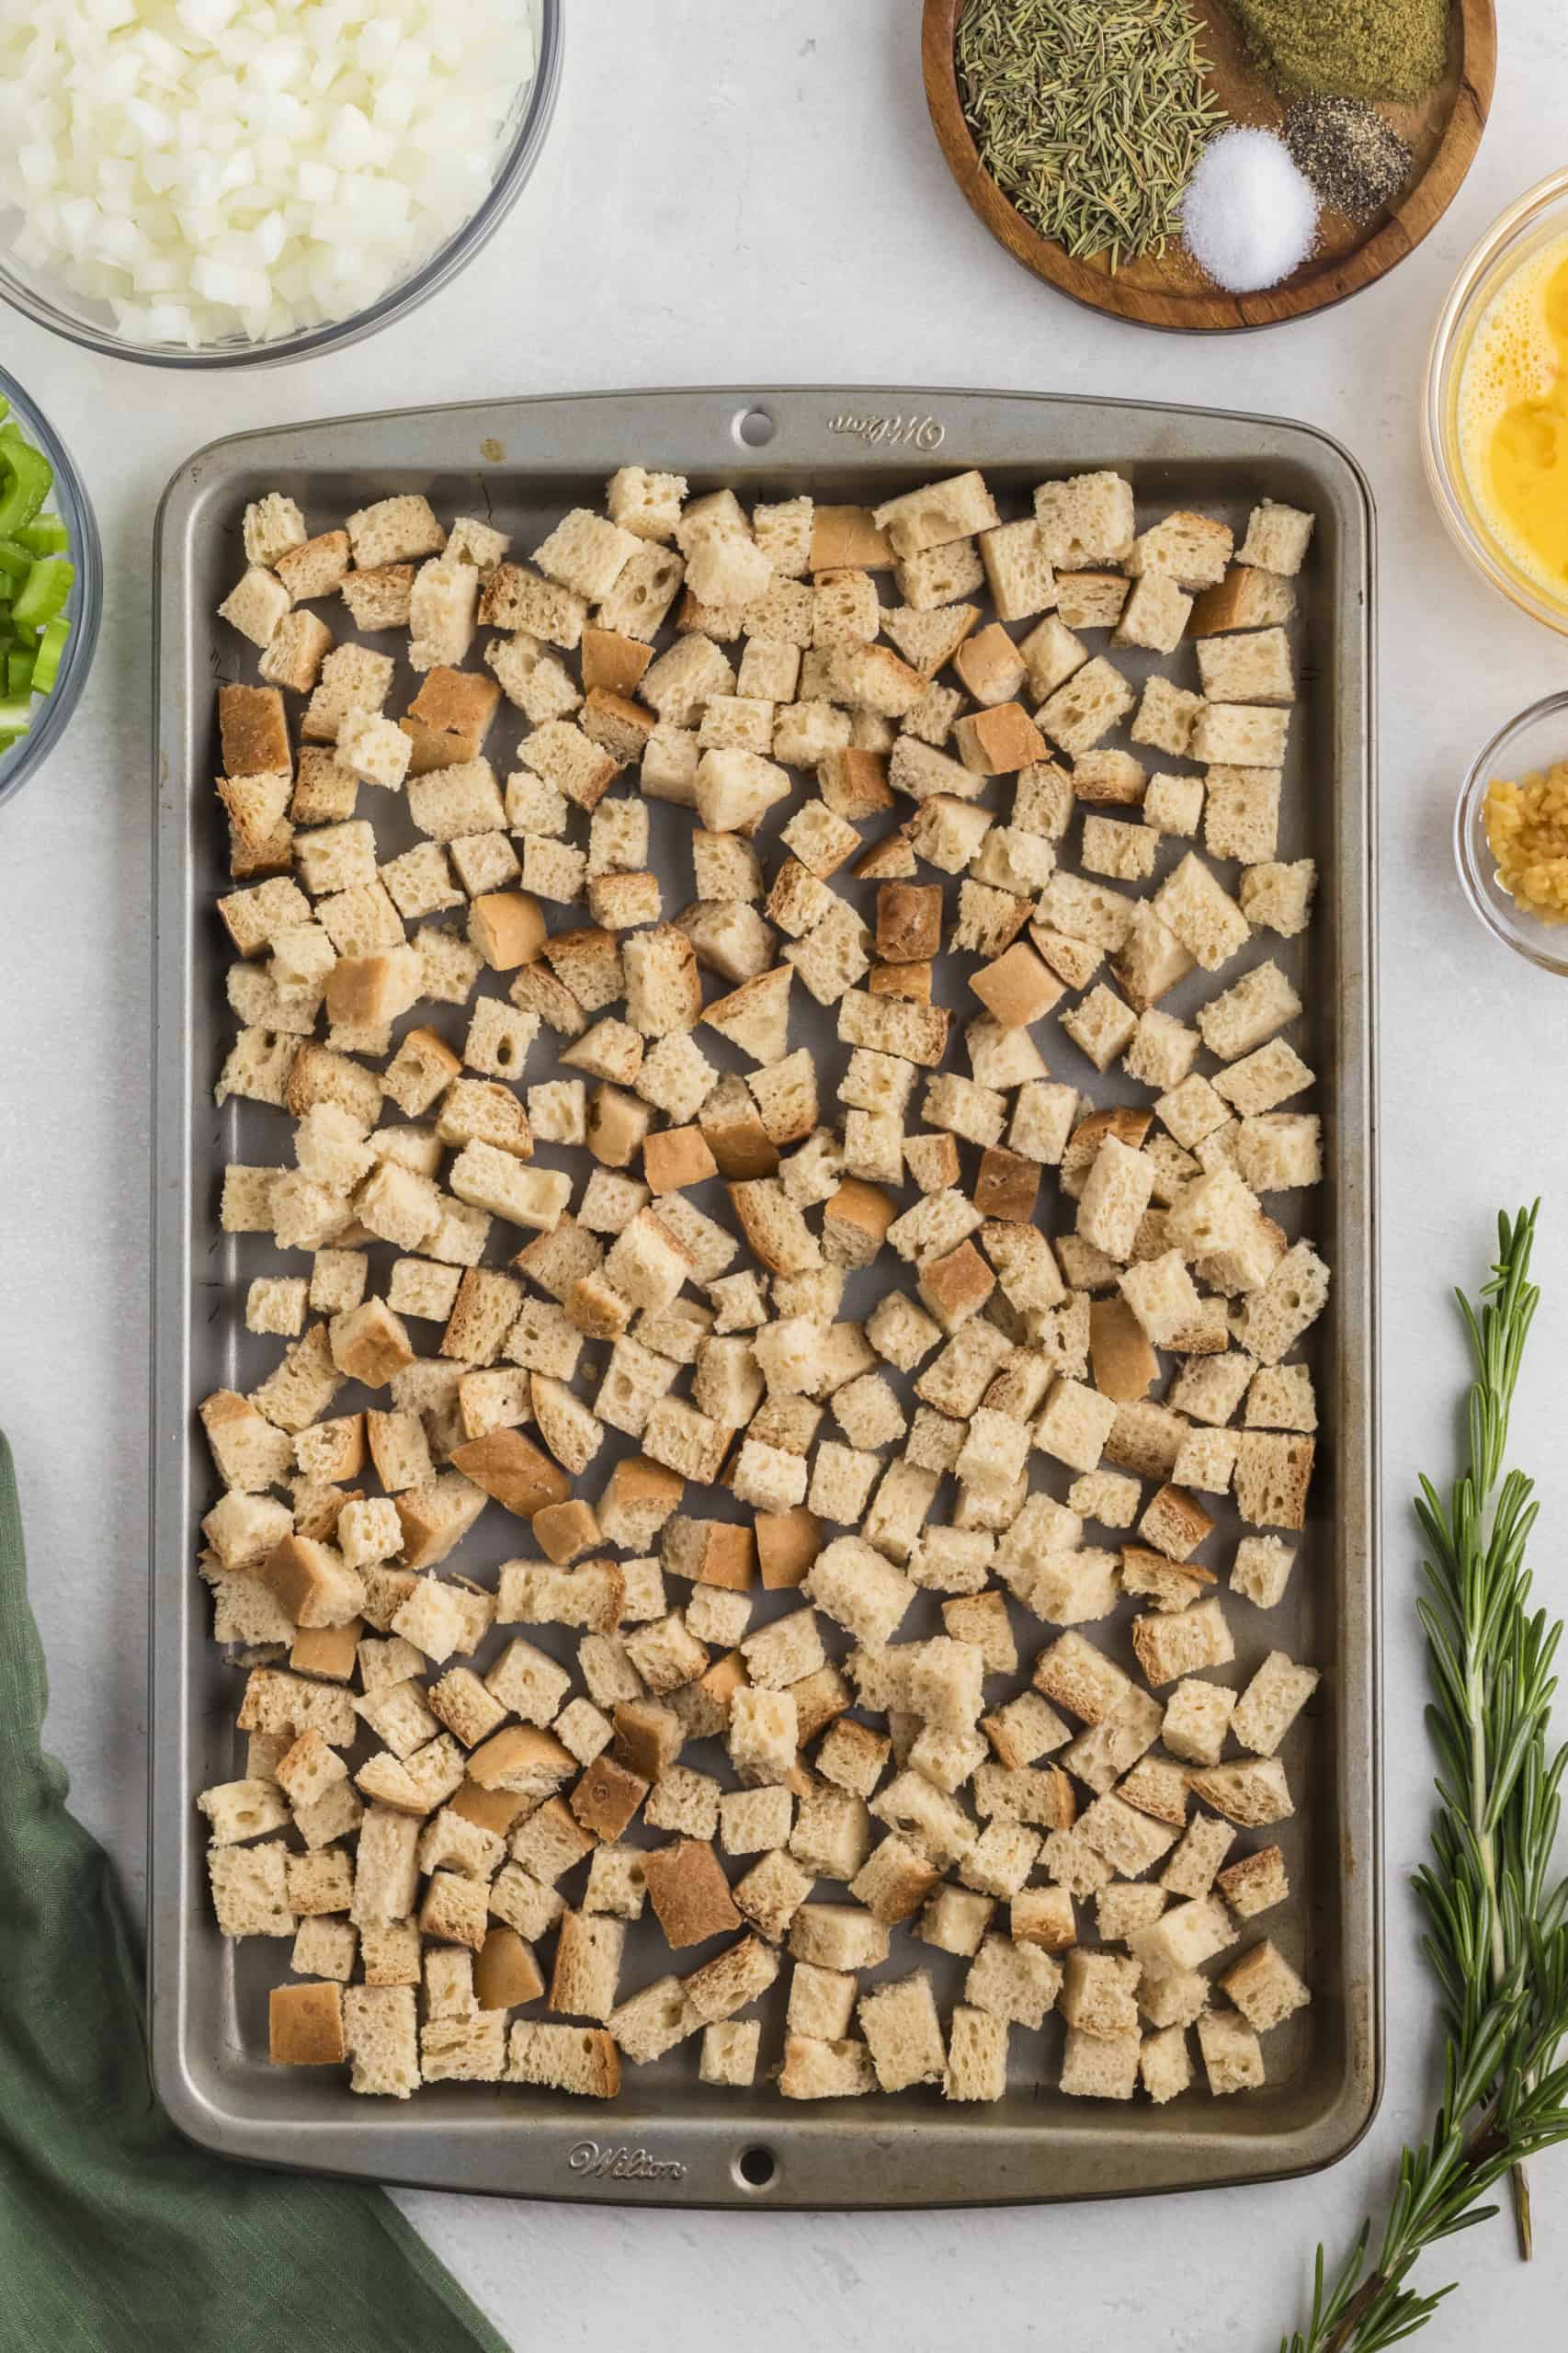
xmin=1459 ymin=233 xmax=1568 ymax=600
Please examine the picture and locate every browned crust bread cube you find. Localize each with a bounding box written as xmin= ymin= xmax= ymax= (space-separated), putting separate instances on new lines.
xmin=269 ymin=1981 xmax=347 ymax=2065
xmin=581 ymin=626 xmax=655 ymax=696
xmin=1088 ymin=1297 xmax=1158 ymax=1404
xmin=969 ymin=941 xmax=1064 ymax=1029
xmin=973 ymin=1147 xmax=1040 ymax=1224
xmin=642 ymin=1838 xmax=742 ymax=1949
xmin=475 ymin=1925 xmax=546 ymax=2010
xmin=756 ymin=1506 xmax=824 ymax=1590
xmin=642 ymin=1124 xmax=719 ymax=1194
xmin=876 ymin=882 xmax=943 ymax=962
xmin=448 ymin=1428 xmax=572 ymax=1518
xmin=571 ymin=1753 xmax=649 ymax=1840
xmin=220 ymin=683 xmax=291 ymax=779
xmin=810 ymin=506 xmax=894 ymax=570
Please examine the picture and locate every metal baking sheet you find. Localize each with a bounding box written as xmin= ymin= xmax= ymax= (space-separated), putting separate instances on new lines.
xmin=150 ymin=386 xmax=1379 ymax=2207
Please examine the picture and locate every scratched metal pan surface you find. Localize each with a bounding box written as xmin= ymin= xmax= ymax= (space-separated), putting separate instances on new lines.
xmin=149 ymin=386 xmax=1379 ymax=2207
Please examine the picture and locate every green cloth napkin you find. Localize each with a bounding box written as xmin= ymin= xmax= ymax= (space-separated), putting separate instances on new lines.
xmin=0 ymin=1430 xmax=511 ymax=2353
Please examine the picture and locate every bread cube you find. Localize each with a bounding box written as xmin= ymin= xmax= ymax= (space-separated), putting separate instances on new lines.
xmin=1197 ymin=2008 xmax=1266 ymax=2095
xmin=1216 ymin=1844 xmax=1290 ymax=1921
xmin=1237 ymin=500 xmax=1315 ymax=575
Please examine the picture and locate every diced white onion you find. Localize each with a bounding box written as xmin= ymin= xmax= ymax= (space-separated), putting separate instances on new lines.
xmin=0 ymin=0 xmax=538 ymax=348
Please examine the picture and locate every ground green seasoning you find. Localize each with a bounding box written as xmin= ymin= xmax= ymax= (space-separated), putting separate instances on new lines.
xmin=1228 ymin=0 xmax=1449 ymax=103
xmin=1283 ymin=97 xmax=1413 ymax=221
xmin=955 ymin=0 xmax=1225 ymax=271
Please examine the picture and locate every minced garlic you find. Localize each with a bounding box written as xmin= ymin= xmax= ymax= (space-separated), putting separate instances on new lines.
xmin=1484 ymin=762 xmax=1568 ymax=923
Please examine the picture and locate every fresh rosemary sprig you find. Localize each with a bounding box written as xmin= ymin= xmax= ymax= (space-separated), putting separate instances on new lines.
xmin=954 ymin=0 xmax=1224 ymax=271
xmin=1282 ymin=1206 xmax=1568 ymax=2353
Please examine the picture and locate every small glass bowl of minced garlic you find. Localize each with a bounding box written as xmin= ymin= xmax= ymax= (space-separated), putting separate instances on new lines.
xmin=1457 ymin=691 xmax=1568 ymax=973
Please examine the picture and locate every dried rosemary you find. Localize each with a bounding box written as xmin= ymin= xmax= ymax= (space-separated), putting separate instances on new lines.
xmin=954 ymin=0 xmax=1225 ymax=271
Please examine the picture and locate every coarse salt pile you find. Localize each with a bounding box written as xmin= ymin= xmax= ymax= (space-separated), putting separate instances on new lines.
xmin=0 ymin=1 xmax=538 ymax=351
xmin=1181 ymin=127 xmax=1319 ymax=296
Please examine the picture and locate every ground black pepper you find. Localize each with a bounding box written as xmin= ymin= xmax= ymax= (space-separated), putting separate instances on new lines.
xmin=1282 ymin=97 xmax=1413 ymax=222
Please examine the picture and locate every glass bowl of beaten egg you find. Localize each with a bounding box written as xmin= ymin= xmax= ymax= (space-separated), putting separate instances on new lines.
xmin=1425 ymin=170 xmax=1568 ymax=635
xmin=1455 ymin=690 xmax=1568 ymax=977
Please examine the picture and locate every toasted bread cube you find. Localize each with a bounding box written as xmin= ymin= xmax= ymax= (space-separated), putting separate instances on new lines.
xmin=1133 ymin=677 xmax=1206 ymax=766
xmin=1221 ymin=1938 xmax=1311 ymax=2033
xmin=776 ymin=2032 xmax=876 ymax=2099
xmin=1133 ymin=2023 xmax=1190 ymax=2106
xmin=849 ymin=1970 xmax=943 ymax=2094
xmin=996 ymin=1887 xmax=1070 ymax=1958
xmin=508 ymin=2018 xmax=621 ymax=2095
xmin=1057 ymin=577 xmax=1128 ymax=632
xmin=1240 ymin=856 xmax=1318 ymax=940
xmin=900 ymin=1887 xmax=993 ymax=1970
xmin=1127 ymin=509 xmax=1233 ymax=589
xmin=1232 ymin=1651 xmax=1320 ymax=1756
xmin=1114 ymin=571 xmax=1193 ymax=654
xmin=695 ymin=2018 xmax=760 ymax=2087
xmin=1160 ymin=1808 xmax=1236 ymax=1900
xmin=1193 ymin=562 xmax=1298 ymax=634
xmin=219 ymin=563 xmax=290 ymax=650
xmin=1018 ymin=614 xmax=1089 ymax=703
xmin=208 ymin=1836 xmax=298 ymax=1938
xmin=1216 ymin=1845 xmax=1290 ymax=1923
xmin=964 ymin=1933 xmax=1062 ymax=2029
xmin=606 ymin=464 xmax=687 ymax=541
xmin=1159 ymin=1668 xmax=1238 ymax=1767
xmin=1032 ymin=471 xmax=1135 ymax=566
xmin=638 ymin=1838 xmax=738 ymax=1950
xmin=269 ymin=1980 xmax=347 ymax=2066
xmin=783 ymin=1960 xmax=857 ymax=2047
xmin=1237 ymin=500 xmax=1315 ymax=575
xmin=1197 ymin=2007 xmax=1266 ymax=2095
xmin=872 ymin=472 xmax=996 ymax=558
xmin=257 ymin=607 xmax=332 ymax=696
xmin=1061 ymin=1949 xmax=1142 ymax=2041
xmin=244 ymin=491 xmax=308 ymax=569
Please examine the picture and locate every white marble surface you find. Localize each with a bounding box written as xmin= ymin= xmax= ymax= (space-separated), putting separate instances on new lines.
xmin=4 ymin=3 xmax=1567 ymax=2345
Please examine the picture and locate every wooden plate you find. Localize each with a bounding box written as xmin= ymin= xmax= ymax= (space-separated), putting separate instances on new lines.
xmin=922 ymin=0 xmax=1495 ymax=332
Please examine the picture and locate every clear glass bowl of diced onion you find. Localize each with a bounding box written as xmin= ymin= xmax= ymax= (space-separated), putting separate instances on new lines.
xmin=0 ymin=363 xmax=101 ymax=813
xmin=0 ymin=0 xmax=562 ymax=369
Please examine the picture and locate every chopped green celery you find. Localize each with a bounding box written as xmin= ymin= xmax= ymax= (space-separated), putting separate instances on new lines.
xmin=31 ymin=617 xmax=68 ymax=693
xmin=0 ymin=443 xmax=53 ymax=539
xmin=18 ymin=514 xmax=66 ymax=556
xmin=0 ymin=397 xmax=74 ymax=756
xmin=12 ymin=555 xmax=71 ymax=627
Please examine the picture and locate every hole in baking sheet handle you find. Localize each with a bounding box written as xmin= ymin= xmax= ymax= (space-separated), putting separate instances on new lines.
xmin=734 ymin=406 xmax=776 ymax=449
xmin=736 ymin=2143 xmax=777 ymax=2190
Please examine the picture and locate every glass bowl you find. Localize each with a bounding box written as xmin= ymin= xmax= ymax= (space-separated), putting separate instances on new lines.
xmin=1455 ymin=690 xmax=1568 ymax=976
xmin=0 ymin=0 xmax=561 ymax=371
xmin=0 ymin=363 xmax=102 ymax=816
xmin=1424 ymin=167 xmax=1568 ymax=637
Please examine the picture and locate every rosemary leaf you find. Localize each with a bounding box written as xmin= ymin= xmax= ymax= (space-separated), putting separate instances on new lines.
xmin=1281 ymin=1207 xmax=1568 ymax=2353
xmin=954 ymin=0 xmax=1222 ymax=269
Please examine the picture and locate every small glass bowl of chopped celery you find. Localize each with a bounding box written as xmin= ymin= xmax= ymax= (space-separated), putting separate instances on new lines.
xmin=0 ymin=361 xmax=100 ymax=813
